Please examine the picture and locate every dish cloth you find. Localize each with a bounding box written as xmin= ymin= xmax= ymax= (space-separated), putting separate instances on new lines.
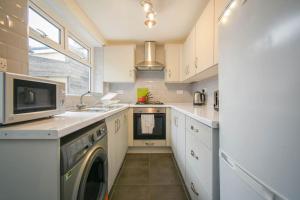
xmin=141 ymin=114 xmax=154 ymax=134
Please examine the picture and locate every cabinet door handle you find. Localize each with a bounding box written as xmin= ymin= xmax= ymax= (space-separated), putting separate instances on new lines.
xmin=114 ymin=120 xmax=117 ymax=133
xmin=191 ymin=150 xmax=199 ymax=160
xmin=191 ymin=182 xmax=199 ymax=196
xmin=195 ymin=57 xmax=198 ymax=69
xmin=145 ymin=142 xmax=154 ymax=146
xmin=190 ymin=125 xmax=199 ymax=133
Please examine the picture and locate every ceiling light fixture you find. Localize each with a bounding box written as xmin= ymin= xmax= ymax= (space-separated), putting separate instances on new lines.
xmin=140 ymin=0 xmax=157 ymax=28
xmin=146 ymin=11 xmax=156 ymax=20
xmin=141 ymin=0 xmax=152 ymax=12
xmin=144 ymin=19 xmax=156 ymax=29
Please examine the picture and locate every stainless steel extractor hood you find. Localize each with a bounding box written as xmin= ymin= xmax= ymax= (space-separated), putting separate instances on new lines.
xmin=135 ymin=41 xmax=165 ymax=71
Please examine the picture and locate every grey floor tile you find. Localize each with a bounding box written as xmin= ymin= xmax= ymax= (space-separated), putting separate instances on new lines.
xmin=149 ymin=153 xmax=174 ymax=168
xmin=117 ymin=166 xmax=149 ymax=185
xmin=111 ymin=154 xmax=189 ymax=200
xmin=111 ymin=185 xmax=150 ymax=200
xmin=149 ymin=165 xmax=181 ymax=185
xmin=149 ymin=185 xmax=188 ymax=200
xmin=123 ymin=156 xmax=149 ymax=169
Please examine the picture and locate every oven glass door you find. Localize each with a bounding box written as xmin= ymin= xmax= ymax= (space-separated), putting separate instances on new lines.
xmin=134 ymin=113 xmax=166 ymax=140
xmin=13 ymin=79 xmax=57 ymax=114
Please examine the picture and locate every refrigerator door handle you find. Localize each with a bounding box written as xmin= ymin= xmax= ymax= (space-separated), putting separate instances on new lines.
xmin=220 ymin=151 xmax=284 ymax=200
xmin=220 ymin=151 xmax=235 ymax=169
xmin=235 ymin=166 xmax=275 ymax=200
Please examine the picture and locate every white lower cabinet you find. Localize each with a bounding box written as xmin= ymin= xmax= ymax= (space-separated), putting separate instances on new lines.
xmin=171 ymin=109 xmax=219 ymax=200
xmin=171 ymin=109 xmax=186 ymax=179
xmin=106 ymin=110 xmax=129 ymax=192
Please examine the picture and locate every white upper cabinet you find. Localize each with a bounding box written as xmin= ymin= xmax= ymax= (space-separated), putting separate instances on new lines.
xmin=165 ymin=44 xmax=182 ymax=82
xmin=214 ymin=0 xmax=231 ymax=64
xmin=182 ymin=28 xmax=196 ymax=81
xmin=103 ymin=45 xmax=136 ymax=83
xmin=195 ymin=0 xmax=214 ymax=73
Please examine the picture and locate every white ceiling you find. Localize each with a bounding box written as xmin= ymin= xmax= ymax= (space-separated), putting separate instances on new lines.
xmin=75 ymin=0 xmax=209 ymax=44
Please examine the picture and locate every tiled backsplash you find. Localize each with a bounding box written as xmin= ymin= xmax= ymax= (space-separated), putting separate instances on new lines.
xmin=0 ymin=0 xmax=28 ymax=74
xmin=108 ymin=71 xmax=193 ymax=103
xmin=191 ymin=75 xmax=218 ymax=106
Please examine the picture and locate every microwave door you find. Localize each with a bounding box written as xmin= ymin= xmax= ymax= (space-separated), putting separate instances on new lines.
xmin=14 ymin=79 xmax=57 ymax=114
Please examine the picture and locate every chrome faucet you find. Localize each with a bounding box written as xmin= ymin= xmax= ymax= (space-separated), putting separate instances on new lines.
xmin=76 ymin=91 xmax=91 ymax=110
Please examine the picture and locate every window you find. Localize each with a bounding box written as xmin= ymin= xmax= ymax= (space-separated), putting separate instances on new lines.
xmin=68 ymin=36 xmax=89 ymax=61
xmin=29 ymin=7 xmax=61 ymax=44
xmin=29 ymin=38 xmax=91 ymax=95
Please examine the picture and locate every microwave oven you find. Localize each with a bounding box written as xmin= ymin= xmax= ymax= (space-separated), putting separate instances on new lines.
xmin=0 ymin=72 xmax=66 ymax=125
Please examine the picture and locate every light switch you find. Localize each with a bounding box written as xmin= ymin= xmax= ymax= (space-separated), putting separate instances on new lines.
xmin=0 ymin=58 xmax=7 ymax=72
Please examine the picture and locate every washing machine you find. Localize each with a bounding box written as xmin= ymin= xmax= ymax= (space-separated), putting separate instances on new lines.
xmin=60 ymin=120 xmax=108 ymax=200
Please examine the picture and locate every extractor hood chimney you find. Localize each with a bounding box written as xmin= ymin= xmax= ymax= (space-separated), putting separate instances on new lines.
xmin=135 ymin=41 xmax=165 ymax=71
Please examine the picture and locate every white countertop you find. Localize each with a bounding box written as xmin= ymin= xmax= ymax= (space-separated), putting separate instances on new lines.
xmin=0 ymin=105 xmax=129 ymax=139
xmin=0 ymin=103 xmax=218 ymax=139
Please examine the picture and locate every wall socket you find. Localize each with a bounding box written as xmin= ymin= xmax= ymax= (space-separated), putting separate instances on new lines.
xmin=0 ymin=58 xmax=7 ymax=72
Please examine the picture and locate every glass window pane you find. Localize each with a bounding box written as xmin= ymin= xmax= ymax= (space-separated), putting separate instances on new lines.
xmin=68 ymin=37 xmax=89 ymax=61
xmin=29 ymin=7 xmax=61 ymax=44
xmin=29 ymin=38 xmax=90 ymax=95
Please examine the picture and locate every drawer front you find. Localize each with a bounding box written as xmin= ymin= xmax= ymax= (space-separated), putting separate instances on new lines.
xmin=186 ymin=116 xmax=212 ymax=150
xmin=133 ymin=140 xmax=166 ymax=146
xmin=186 ymin=156 xmax=212 ymax=200
xmin=186 ymin=130 xmax=213 ymax=197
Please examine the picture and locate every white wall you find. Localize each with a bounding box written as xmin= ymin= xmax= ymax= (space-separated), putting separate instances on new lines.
xmin=108 ymin=71 xmax=193 ymax=103
xmin=0 ymin=0 xmax=28 ymax=74
xmin=191 ymin=75 xmax=218 ymax=106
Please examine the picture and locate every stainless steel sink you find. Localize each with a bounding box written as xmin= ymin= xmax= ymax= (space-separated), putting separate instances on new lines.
xmin=72 ymin=104 xmax=123 ymax=113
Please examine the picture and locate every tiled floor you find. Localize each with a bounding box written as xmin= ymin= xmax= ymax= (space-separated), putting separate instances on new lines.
xmin=110 ymin=153 xmax=189 ymax=200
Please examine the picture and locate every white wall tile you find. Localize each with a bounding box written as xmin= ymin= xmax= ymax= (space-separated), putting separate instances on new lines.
xmin=191 ymin=75 xmax=219 ymax=106
xmin=0 ymin=0 xmax=28 ymax=74
xmin=108 ymin=71 xmax=193 ymax=103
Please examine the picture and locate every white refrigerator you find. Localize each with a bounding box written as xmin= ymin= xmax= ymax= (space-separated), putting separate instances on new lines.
xmin=219 ymin=0 xmax=300 ymax=200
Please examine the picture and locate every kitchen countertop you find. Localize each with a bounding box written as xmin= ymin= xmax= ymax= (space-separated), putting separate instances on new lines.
xmin=0 ymin=103 xmax=218 ymax=139
xmin=0 ymin=105 xmax=129 ymax=139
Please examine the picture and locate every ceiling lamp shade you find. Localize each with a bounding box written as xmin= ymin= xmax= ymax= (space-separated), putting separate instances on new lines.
xmin=146 ymin=11 xmax=156 ymax=20
xmin=140 ymin=0 xmax=152 ymax=12
xmin=144 ymin=19 xmax=156 ymax=28
xmin=140 ymin=0 xmax=157 ymax=28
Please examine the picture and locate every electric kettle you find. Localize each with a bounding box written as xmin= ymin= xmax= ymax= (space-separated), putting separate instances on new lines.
xmin=193 ymin=90 xmax=206 ymax=105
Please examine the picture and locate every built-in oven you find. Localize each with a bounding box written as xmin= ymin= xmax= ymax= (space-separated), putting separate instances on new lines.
xmin=133 ymin=107 xmax=166 ymax=140
xmin=0 ymin=72 xmax=65 ymax=125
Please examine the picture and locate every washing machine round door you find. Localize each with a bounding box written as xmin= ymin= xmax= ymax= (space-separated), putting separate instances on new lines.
xmin=77 ymin=148 xmax=108 ymax=200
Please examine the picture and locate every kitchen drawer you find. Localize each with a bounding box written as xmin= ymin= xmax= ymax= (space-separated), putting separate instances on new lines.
xmin=186 ymin=157 xmax=212 ymax=200
xmin=186 ymin=116 xmax=212 ymax=150
xmin=133 ymin=140 xmax=166 ymax=147
xmin=186 ymin=131 xmax=213 ymax=197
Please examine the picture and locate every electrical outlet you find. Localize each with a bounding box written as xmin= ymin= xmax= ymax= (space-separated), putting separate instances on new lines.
xmin=176 ymin=90 xmax=184 ymax=95
xmin=0 ymin=58 xmax=7 ymax=72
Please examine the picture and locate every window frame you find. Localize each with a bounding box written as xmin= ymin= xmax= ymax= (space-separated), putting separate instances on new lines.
xmin=28 ymin=37 xmax=92 ymax=96
xmin=28 ymin=4 xmax=64 ymax=49
xmin=28 ymin=1 xmax=92 ymax=67
xmin=67 ymin=33 xmax=91 ymax=63
xmin=28 ymin=1 xmax=93 ymax=95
